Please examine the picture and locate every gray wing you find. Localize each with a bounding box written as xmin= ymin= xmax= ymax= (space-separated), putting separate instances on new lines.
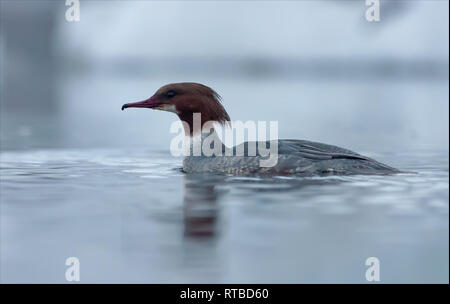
xmin=276 ymin=139 xmax=369 ymax=161
xmin=230 ymin=139 xmax=367 ymax=160
xmin=277 ymin=139 xmax=401 ymax=173
xmin=203 ymin=139 xmax=400 ymax=174
xmin=226 ymin=139 xmax=399 ymax=173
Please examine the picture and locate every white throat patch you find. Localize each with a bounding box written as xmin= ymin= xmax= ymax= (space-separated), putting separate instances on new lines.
xmin=156 ymin=104 xmax=177 ymax=114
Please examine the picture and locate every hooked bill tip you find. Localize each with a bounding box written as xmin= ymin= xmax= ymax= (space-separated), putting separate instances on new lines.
xmin=121 ymin=104 xmax=128 ymax=111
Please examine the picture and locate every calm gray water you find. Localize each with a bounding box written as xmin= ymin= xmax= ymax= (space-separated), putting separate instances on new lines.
xmin=0 ymin=148 xmax=448 ymax=283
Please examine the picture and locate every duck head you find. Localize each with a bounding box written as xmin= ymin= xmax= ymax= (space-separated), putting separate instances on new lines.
xmin=122 ymin=82 xmax=230 ymax=135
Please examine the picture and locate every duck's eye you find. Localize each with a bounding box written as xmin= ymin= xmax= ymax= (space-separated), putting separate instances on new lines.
xmin=166 ymin=90 xmax=176 ymax=98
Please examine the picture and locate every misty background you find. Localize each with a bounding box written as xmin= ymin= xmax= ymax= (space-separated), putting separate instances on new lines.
xmin=0 ymin=0 xmax=448 ymax=154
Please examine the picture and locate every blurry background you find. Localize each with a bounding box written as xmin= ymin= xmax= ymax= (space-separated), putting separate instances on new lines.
xmin=1 ymin=0 xmax=448 ymax=153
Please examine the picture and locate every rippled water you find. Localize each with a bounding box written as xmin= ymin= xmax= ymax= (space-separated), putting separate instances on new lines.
xmin=0 ymin=149 xmax=448 ymax=283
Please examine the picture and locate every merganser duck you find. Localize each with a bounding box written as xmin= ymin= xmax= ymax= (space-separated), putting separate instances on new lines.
xmin=122 ymin=82 xmax=401 ymax=176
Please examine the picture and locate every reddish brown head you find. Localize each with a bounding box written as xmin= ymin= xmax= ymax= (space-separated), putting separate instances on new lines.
xmin=122 ymin=82 xmax=230 ymax=135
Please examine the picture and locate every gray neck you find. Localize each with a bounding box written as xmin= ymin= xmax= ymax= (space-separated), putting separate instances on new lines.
xmin=184 ymin=129 xmax=224 ymax=157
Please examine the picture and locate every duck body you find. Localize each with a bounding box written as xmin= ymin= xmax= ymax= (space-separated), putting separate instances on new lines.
xmin=183 ymin=139 xmax=401 ymax=176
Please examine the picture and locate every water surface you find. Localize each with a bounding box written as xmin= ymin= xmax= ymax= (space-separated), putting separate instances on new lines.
xmin=1 ymin=149 xmax=448 ymax=283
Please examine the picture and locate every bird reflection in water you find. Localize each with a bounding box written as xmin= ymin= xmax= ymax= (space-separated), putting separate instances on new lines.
xmin=181 ymin=172 xmax=349 ymax=238
xmin=182 ymin=174 xmax=226 ymax=238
